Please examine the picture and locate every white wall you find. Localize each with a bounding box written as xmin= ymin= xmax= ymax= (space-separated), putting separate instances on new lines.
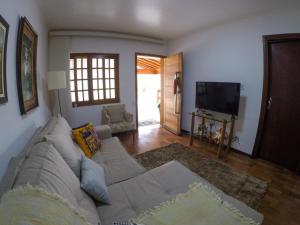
xmin=0 ymin=0 xmax=50 ymax=178
xmin=49 ymin=36 xmax=166 ymax=127
xmin=167 ymin=8 xmax=300 ymax=154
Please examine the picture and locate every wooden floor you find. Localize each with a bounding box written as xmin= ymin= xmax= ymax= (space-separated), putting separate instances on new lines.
xmin=117 ymin=125 xmax=300 ymax=225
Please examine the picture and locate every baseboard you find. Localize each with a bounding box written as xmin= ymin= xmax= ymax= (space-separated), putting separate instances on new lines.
xmin=181 ymin=129 xmax=252 ymax=157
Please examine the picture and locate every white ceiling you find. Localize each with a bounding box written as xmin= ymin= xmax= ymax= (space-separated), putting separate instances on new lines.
xmin=38 ymin=0 xmax=300 ymax=40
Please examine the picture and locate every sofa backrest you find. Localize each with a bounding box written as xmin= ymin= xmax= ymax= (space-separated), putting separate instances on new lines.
xmin=0 ymin=116 xmax=102 ymax=225
xmin=0 ymin=127 xmax=43 ymax=198
xmin=13 ymin=142 xmax=101 ymax=225
xmin=0 ymin=116 xmax=60 ymax=198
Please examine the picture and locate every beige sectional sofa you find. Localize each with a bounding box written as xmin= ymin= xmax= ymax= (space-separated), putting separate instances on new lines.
xmin=0 ymin=115 xmax=263 ymax=225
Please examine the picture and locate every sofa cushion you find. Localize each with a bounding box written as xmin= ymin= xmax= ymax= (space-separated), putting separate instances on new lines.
xmin=97 ymin=161 xmax=263 ymax=225
xmin=33 ymin=116 xmax=59 ymax=144
xmin=95 ymin=125 xmax=112 ymax=140
xmin=81 ymin=156 xmax=111 ymax=204
xmin=57 ymin=115 xmax=72 ymax=134
xmin=34 ymin=116 xmax=72 ymax=143
xmin=13 ymin=142 xmax=101 ymax=225
xmin=45 ymin=120 xmax=82 ymax=177
xmin=92 ymin=137 xmax=145 ymax=185
xmin=0 ymin=116 xmax=66 ymax=198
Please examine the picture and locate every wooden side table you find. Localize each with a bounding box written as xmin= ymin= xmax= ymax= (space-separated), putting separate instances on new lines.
xmin=189 ymin=112 xmax=235 ymax=159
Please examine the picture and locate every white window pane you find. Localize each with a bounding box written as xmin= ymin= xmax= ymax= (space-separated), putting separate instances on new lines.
xmin=106 ymin=89 xmax=110 ymax=99
xmin=98 ymin=79 xmax=103 ymax=89
xmin=111 ymin=89 xmax=115 ymax=99
xmin=93 ymin=90 xmax=99 ymax=100
xmin=92 ymin=69 xmax=97 ymax=78
xmin=76 ymin=59 xmax=82 ymax=68
xmin=93 ymin=80 xmax=98 ymax=89
xmin=105 ymin=59 xmax=109 ymax=68
xmin=70 ymin=81 xmax=75 ymax=91
xmin=105 ymin=79 xmax=110 ymax=88
xmin=83 ymin=80 xmax=88 ymax=90
xmin=82 ymin=69 xmax=88 ymax=79
xmin=98 ymin=69 xmax=103 ymax=78
xmin=99 ymin=90 xmax=104 ymax=100
xmin=82 ymin=58 xmax=87 ymax=68
xmin=105 ymin=69 xmax=109 ymax=78
xmin=84 ymin=91 xmax=89 ymax=101
xmin=110 ymin=69 xmax=115 ymax=78
xmin=110 ymin=59 xmax=115 ymax=68
xmin=70 ymin=59 xmax=74 ymax=69
xmin=70 ymin=70 xmax=74 ymax=80
xmin=110 ymin=79 xmax=115 ymax=88
xmin=77 ymin=70 xmax=82 ymax=79
xmin=98 ymin=58 xmax=103 ymax=68
xmin=71 ymin=92 xmax=76 ymax=102
xmin=78 ymin=92 xmax=83 ymax=101
xmin=92 ymin=58 xmax=97 ymax=68
xmin=77 ymin=81 xmax=82 ymax=90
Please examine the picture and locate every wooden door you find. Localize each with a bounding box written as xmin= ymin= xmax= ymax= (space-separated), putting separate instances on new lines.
xmin=163 ymin=53 xmax=183 ymax=135
xmin=255 ymin=34 xmax=300 ymax=172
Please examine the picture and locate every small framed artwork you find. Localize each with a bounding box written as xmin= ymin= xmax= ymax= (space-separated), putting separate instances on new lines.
xmin=16 ymin=17 xmax=38 ymax=114
xmin=0 ymin=15 xmax=9 ymax=104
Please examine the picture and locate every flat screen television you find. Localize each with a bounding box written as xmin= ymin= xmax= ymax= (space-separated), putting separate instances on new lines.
xmin=195 ymin=82 xmax=241 ymax=116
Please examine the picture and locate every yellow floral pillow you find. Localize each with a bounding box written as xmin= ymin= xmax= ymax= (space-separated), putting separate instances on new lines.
xmin=72 ymin=123 xmax=101 ymax=158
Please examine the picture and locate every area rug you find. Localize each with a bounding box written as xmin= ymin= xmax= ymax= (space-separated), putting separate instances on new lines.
xmin=135 ymin=143 xmax=267 ymax=209
xmin=139 ymin=119 xmax=160 ymax=127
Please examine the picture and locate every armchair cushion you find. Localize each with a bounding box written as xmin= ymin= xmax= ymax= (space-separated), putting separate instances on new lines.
xmin=105 ymin=105 xmax=125 ymax=123
xmin=110 ymin=122 xmax=135 ymax=134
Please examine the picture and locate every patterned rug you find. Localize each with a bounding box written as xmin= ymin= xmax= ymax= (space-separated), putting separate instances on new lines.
xmin=135 ymin=143 xmax=268 ymax=209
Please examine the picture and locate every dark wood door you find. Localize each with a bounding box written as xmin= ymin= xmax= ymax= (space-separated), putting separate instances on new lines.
xmin=256 ymin=34 xmax=300 ymax=172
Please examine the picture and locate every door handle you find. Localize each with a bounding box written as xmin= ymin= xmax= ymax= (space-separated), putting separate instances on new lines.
xmin=267 ymin=97 xmax=272 ymax=110
xmin=174 ymin=72 xmax=181 ymax=115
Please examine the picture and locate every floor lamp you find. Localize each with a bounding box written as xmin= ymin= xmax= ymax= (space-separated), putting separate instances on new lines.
xmin=47 ymin=71 xmax=67 ymax=116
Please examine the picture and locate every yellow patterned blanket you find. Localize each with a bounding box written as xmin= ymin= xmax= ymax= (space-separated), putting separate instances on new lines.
xmin=131 ymin=182 xmax=261 ymax=225
xmin=0 ymin=185 xmax=91 ymax=225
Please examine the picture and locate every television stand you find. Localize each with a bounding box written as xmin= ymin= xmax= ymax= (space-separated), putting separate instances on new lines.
xmin=189 ymin=112 xmax=236 ymax=159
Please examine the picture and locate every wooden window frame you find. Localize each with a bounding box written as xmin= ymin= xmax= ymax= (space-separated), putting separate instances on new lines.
xmin=70 ymin=53 xmax=120 ymax=107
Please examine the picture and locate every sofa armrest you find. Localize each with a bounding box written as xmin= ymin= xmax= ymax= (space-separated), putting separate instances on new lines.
xmin=95 ymin=125 xmax=112 ymax=139
xmin=124 ymin=111 xmax=133 ymax=122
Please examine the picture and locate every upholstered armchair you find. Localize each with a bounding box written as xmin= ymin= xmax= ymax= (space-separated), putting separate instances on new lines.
xmin=101 ymin=104 xmax=135 ymax=141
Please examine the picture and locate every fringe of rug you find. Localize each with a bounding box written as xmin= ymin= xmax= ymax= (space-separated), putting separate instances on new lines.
xmin=130 ymin=182 xmax=260 ymax=225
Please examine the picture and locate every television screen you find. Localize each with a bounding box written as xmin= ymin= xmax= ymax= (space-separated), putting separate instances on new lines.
xmin=195 ymin=82 xmax=240 ymax=116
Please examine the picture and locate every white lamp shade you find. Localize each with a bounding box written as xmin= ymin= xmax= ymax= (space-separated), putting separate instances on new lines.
xmin=47 ymin=71 xmax=67 ymax=90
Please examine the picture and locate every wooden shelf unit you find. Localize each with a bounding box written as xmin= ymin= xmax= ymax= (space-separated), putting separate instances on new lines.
xmin=189 ymin=112 xmax=236 ymax=159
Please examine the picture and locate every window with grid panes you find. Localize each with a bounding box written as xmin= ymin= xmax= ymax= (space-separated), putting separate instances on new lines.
xmin=69 ymin=53 xmax=119 ymax=106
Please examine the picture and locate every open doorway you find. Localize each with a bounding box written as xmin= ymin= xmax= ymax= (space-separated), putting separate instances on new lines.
xmin=136 ymin=54 xmax=163 ymax=128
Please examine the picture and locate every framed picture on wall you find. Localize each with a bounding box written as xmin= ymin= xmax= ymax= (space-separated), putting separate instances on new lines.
xmin=0 ymin=15 xmax=9 ymax=104
xmin=16 ymin=17 xmax=38 ymax=114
